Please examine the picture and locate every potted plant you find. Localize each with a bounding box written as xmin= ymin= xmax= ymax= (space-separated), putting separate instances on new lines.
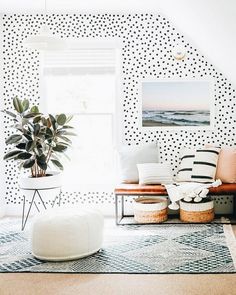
xmin=2 ymin=97 xmax=75 ymax=190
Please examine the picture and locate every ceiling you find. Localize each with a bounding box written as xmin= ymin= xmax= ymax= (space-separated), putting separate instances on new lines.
xmin=1 ymin=0 xmax=236 ymax=86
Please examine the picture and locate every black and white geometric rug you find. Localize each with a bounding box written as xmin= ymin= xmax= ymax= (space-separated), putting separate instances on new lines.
xmin=0 ymin=219 xmax=236 ymax=273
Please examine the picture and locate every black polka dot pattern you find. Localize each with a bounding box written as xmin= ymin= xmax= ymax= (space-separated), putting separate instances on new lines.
xmin=2 ymin=14 xmax=236 ymax=206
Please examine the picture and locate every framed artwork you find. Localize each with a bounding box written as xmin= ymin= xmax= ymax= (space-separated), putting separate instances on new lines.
xmin=140 ymin=78 xmax=214 ymax=129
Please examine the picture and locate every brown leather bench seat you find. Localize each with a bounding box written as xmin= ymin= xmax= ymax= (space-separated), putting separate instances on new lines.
xmin=115 ymin=183 xmax=236 ymax=196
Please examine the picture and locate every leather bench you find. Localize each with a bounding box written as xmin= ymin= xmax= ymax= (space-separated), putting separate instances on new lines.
xmin=115 ymin=183 xmax=236 ymax=195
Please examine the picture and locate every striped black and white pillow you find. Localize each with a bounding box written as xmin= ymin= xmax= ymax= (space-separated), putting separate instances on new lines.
xmin=176 ymin=148 xmax=195 ymax=182
xmin=191 ymin=147 xmax=220 ymax=183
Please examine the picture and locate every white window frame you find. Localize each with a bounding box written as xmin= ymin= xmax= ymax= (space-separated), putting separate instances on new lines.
xmin=39 ymin=38 xmax=123 ymax=190
xmin=39 ymin=38 xmax=123 ymax=148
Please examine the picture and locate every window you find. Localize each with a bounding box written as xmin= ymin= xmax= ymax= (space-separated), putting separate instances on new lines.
xmin=42 ymin=43 xmax=120 ymax=192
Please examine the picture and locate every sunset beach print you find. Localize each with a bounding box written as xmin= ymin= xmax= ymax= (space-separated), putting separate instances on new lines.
xmin=142 ymin=80 xmax=211 ymax=127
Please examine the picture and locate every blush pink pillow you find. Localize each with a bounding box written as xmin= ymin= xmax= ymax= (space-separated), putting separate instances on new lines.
xmin=206 ymin=145 xmax=236 ymax=183
xmin=216 ymin=147 xmax=236 ymax=183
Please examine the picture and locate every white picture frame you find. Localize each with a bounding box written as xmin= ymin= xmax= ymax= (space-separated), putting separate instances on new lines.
xmin=139 ymin=78 xmax=215 ymax=131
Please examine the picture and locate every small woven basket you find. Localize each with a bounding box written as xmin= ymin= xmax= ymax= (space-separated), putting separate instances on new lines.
xmin=134 ymin=197 xmax=168 ymax=223
xmin=180 ymin=199 xmax=214 ymax=223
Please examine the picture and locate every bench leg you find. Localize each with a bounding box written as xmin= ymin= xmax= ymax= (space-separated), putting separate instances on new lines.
xmin=115 ymin=194 xmax=125 ymax=225
xmin=115 ymin=194 xmax=118 ymax=225
xmin=233 ymin=194 xmax=236 ymax=222
xmin=121 ymin=195 xmax=124 ymax=219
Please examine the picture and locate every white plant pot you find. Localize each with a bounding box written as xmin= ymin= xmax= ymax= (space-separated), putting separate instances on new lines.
xmin=19 ymin=171 xmax=62 ymax=190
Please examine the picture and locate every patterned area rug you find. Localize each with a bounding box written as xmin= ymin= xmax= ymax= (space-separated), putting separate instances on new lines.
xmin=0 ymin=219 xmax=236 ymax=273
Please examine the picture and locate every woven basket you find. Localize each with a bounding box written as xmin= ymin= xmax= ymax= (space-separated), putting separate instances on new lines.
xmin=133 ymin=197 xmax=168 ymax=223
xmin=180 ymin=199 xmax=214 ymax=223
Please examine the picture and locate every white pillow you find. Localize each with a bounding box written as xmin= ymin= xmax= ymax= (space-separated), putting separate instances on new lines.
xmin=176 ymin=148 xmax=195 ymax=182
xmin=137 ymin=163 xmax=173 ymax=185
xmin=117 ymin=143 xmax=159 ymax=183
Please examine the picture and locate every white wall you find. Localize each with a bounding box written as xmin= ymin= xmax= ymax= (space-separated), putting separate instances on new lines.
xmin=1 ymin=0 xmax=236 ymax=86
xmin=0 ymin=2 xmax=235 ymax=216
xmin=0 ymin=16 xmax=6 ymax=217
xmin=2 ymin=13 xmax=235 ymax=216
xmin=153 ymin=0 xmax=236 ymax=88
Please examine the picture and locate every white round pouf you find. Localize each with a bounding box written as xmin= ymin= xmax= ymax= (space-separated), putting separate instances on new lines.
xmin=31 ymin=209 xmax=104 ymax=261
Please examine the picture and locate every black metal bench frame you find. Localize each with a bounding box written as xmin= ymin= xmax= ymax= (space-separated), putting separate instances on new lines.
xmin=115 ymin=192 xmax=236 ymax=225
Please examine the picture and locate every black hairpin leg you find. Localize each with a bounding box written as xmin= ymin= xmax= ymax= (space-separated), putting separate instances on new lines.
xmin=21 ymin=190 xmax=37 ymax=231
xmin=21 ymin=187 xmax=62 ymax=231
xmin=22 ymin=196 xmax=26 ymax=231
xmin=36 ymin=190 xmax=47 ymax=210
xmin=52 ymin=189 xmax=62 ymax=208
xmin=59 ymin=189 xmax=62 ymax=206
xmin=34 ymin=201 xmax=40 ymax=213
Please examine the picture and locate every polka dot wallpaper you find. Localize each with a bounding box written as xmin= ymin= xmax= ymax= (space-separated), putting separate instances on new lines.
xmin=2 ymin=14 xmax=235 ymax=210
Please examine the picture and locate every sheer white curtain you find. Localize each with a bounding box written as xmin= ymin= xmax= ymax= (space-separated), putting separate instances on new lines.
xmin=41 ymin=45 xmax=119 ymax=192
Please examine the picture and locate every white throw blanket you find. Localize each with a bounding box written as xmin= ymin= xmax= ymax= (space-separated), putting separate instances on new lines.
xmin=164 ymin=179 xmax=222 ymax=210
